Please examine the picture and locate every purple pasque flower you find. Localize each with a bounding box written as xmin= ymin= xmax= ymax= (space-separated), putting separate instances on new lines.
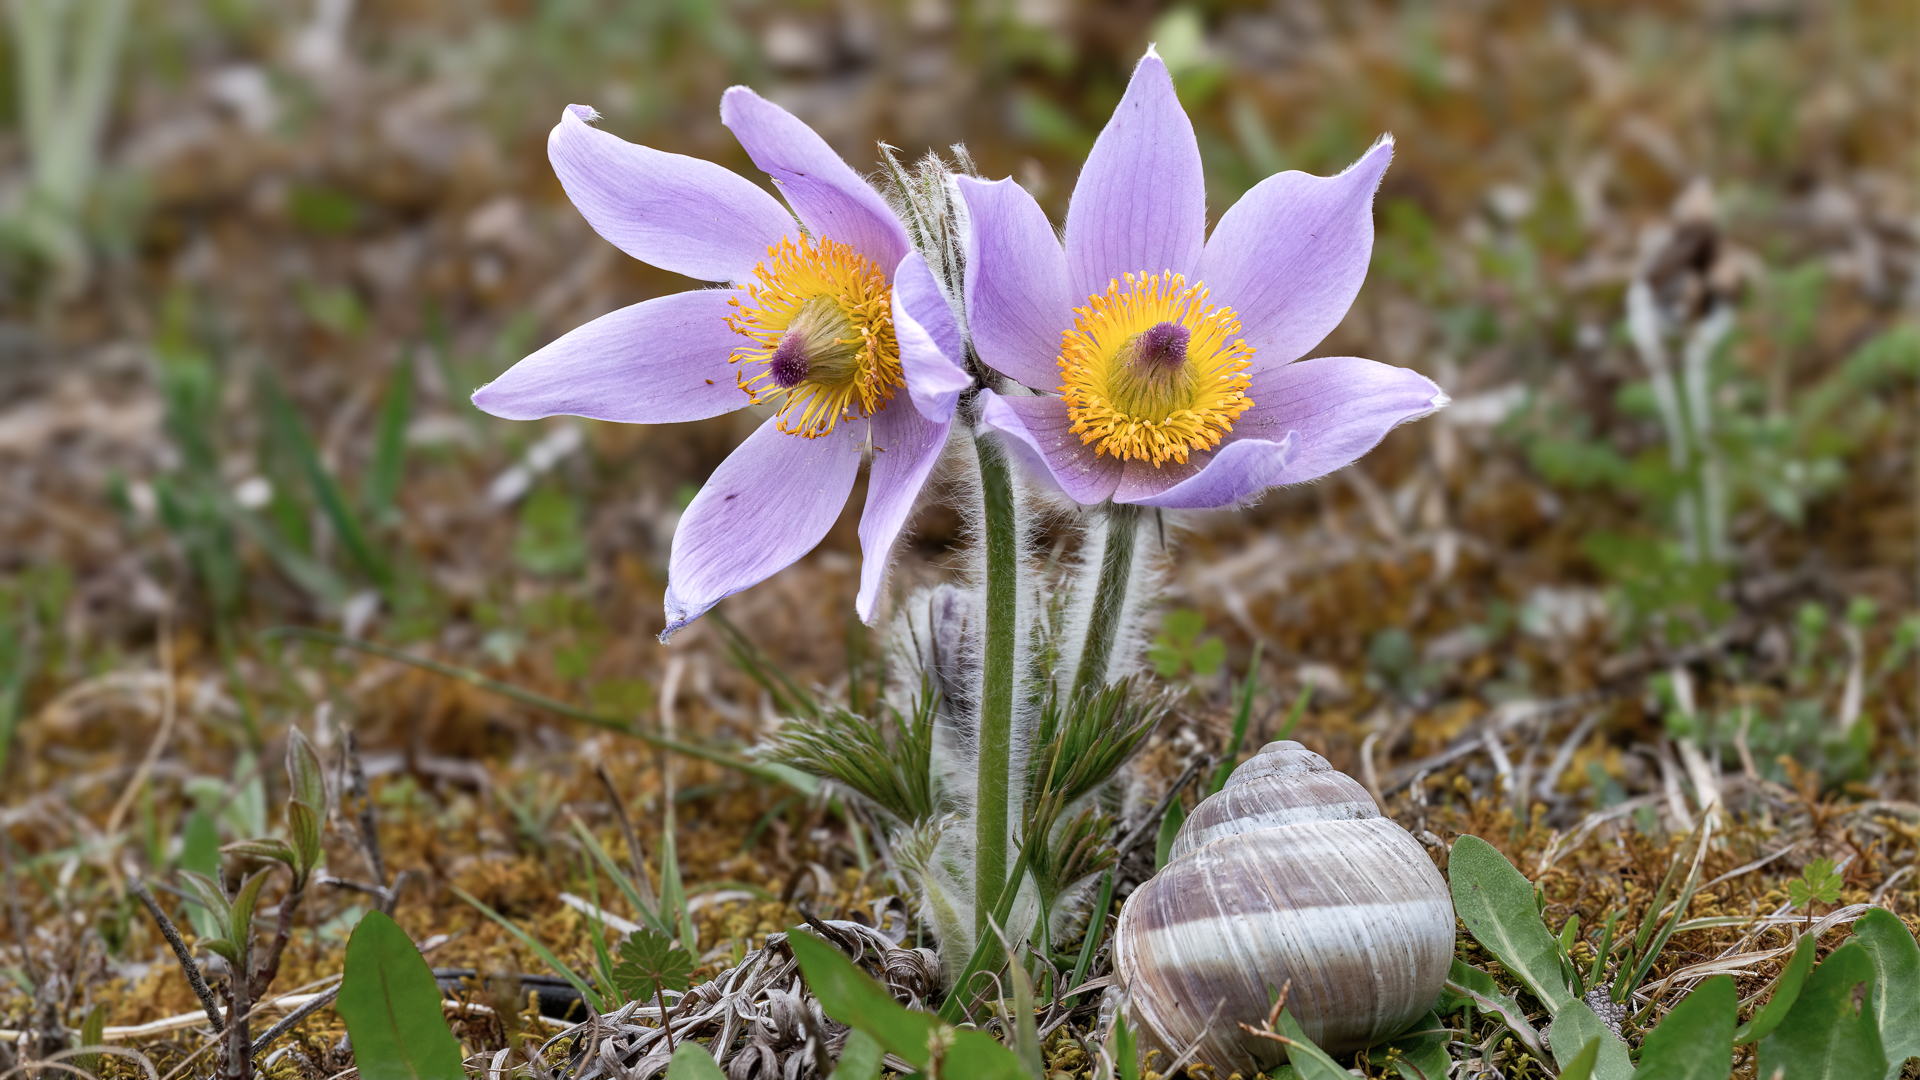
xmin=470 ymin=93 xmax=953 ymax=638
xmin=958 ymin=49 xmax=1447 ymax=509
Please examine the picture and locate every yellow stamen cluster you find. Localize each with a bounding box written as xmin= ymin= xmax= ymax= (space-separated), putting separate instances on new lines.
xmin=728 ymin=235 xmax=901 ymax=439
xmin=1058 ymin=272 xmax=1254 ymax=466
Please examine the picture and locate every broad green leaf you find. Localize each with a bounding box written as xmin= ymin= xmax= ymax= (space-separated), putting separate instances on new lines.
xmin=1758 ymin=940 xmax=1888 ymax=1080
xmin=337 ymin=911 xmax=465 ymax=1080
xmin=1449 ymin=835 xmax=1575 ymax=1012
xmin=664 ymin=1042 xmax=726 ymax=1080
xmin=1853 ymin=908 xmax=1920 ymax=1080
xmin=1638 ymin=974 xmax=1734 ymax=1080
xmin=1274 ymin=1007 xmax=1351 ymax=1080
xmin=1556 ymin=1038 xmax=1600 ymax=1080
xmin=1735 ymin=933 xmax=1817 ymax=1045
xmin=828 ymin=1029 xmax=885 ymax=1080
xmin=1370 ymin=1011 xmax=1451 ymax=1080
xmin=788 ymin=929 xmax=939 ymax=1068
xmin=1546 ymin=1001 xmax=1634 ymax=1080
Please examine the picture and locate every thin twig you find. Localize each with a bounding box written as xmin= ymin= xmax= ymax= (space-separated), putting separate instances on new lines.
xmin=129 ymin=880 xmax=225 ymax=1033
xmin=249 ymin=880 xmax=305 ymax=999
xmin=342 ymin=732 xmax=386 ymax=891
xmin=246 ymin=986 xmax=340 ymax=1060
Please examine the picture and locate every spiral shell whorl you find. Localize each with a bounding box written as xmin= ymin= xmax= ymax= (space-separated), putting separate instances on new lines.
xmin=1114 ymin=741 xmax=1452 ymax=1075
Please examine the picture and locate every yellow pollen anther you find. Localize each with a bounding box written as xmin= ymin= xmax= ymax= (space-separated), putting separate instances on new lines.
xmin=1058 ymin=271 xmax=1254 ymax=467
xmin=728 ymin=235 xmax=901 ymax=439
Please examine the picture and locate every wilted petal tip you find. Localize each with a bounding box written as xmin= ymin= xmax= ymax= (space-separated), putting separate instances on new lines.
xmin=1430 ymin=390 xmax=1452 ymax=410
xmin=565 ymin=104 xmax=601 ymax=123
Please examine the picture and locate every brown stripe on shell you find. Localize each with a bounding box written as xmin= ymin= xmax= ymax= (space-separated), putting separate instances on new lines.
xmin=1169 ymin=768 xmax=1376 ymax=860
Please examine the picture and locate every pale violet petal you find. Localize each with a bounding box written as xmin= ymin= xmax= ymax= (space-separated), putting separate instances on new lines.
xmin=1196 ymin=137 xmax=1393 ymax=370
xmin=549 ymin=105 xmax=792 ymax=285
xmin=893 ymin=252 xmax=970 ymax=424
xmin=661 ymin=417 xmax=863 ymax=640
xmin=857 ymin=401 xmax=953 ymax=621
xmin=720 ymin=87 xmax=909 ymax=272
xmin=978 ymin=391 xmax=1122 ymax=505
xmin=471 ymin=289 xmax=749 ymax=423
xmin=1063 ymin=49 xmax=1206 ymax=303
xmin=958 ymin=175 xmax=1074 ymax=391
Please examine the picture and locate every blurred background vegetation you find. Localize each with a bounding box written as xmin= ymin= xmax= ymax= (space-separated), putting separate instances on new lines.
xmin=0 ymin=0 xmax=1916 ymax=1072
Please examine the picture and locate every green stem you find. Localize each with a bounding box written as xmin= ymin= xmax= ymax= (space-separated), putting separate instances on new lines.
xmin=1070 ymin=504 xmax=1141 ymax=701
xmin=974 ymin=433 xmax=1019 ymax=942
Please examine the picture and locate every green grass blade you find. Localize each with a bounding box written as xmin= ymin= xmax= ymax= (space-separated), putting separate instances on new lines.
xmin=1208 ymin=640 xmax=1262 ymax=795
xmin=450 ymin=885 xmax=606 ymax=1013
xmin=264 ymin=382 xmax=391 ymax=589
xmin=364 ymin=355 xmax=413 ymax=522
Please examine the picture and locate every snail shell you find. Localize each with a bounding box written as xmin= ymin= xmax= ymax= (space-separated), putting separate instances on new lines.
xmin=1113 ymin=741 xmax=1452 ymax=1075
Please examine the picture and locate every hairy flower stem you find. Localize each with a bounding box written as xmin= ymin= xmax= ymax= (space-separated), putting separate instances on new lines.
xmin=974 ymin=432 xmax=1018 ymax=940
xmin=1071 ymin=503 xmax=1141 ymax=701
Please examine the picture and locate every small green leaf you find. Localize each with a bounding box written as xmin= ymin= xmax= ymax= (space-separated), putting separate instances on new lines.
xmin=1638 ymin=974 xmax=1735 ymax=1080
xmin=1448 ymin=835 xmax=1576 ymax=1012
xmin=827 ymin=1029 xmax=885 ymax=1080
xmin=1273 ymin=1007 xmax=1350 ymax=1080
xmin=1853 ymin=908 xmax=1920 ymax=1080
xmin=1189 ymin=636 xmax=1226 ymax=676
xmin=337 ymin=910 xmax=465 ymax=1080
xmin=1735 ymin=933 xmax=1817 ymax=1045
xmin=664 ymin=1042 xmax=726 ymax=1080
xmin=1759 ymin=940 xmax=1887 ymax=1080
xmin=611 ymin=927 xmax=695 ymax=1003
xmin=228 ymin=868 xmax=271 ymax=947
xmin=1787 ymin=857 xmax=1844 ymax=909
xmin=221 ymin=837 xmax=298 ymax=867
xmin=288 ymin=800 xmax=324 ymax=879
xmin=287 ymin=726 xmax=327 ymax=813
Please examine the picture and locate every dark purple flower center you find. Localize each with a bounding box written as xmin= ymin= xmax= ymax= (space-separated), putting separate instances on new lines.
xmin=770 ymin=331 xmax=810 ymax=388
xmin=1129 ymin=321 xmax=1190 ymax=375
